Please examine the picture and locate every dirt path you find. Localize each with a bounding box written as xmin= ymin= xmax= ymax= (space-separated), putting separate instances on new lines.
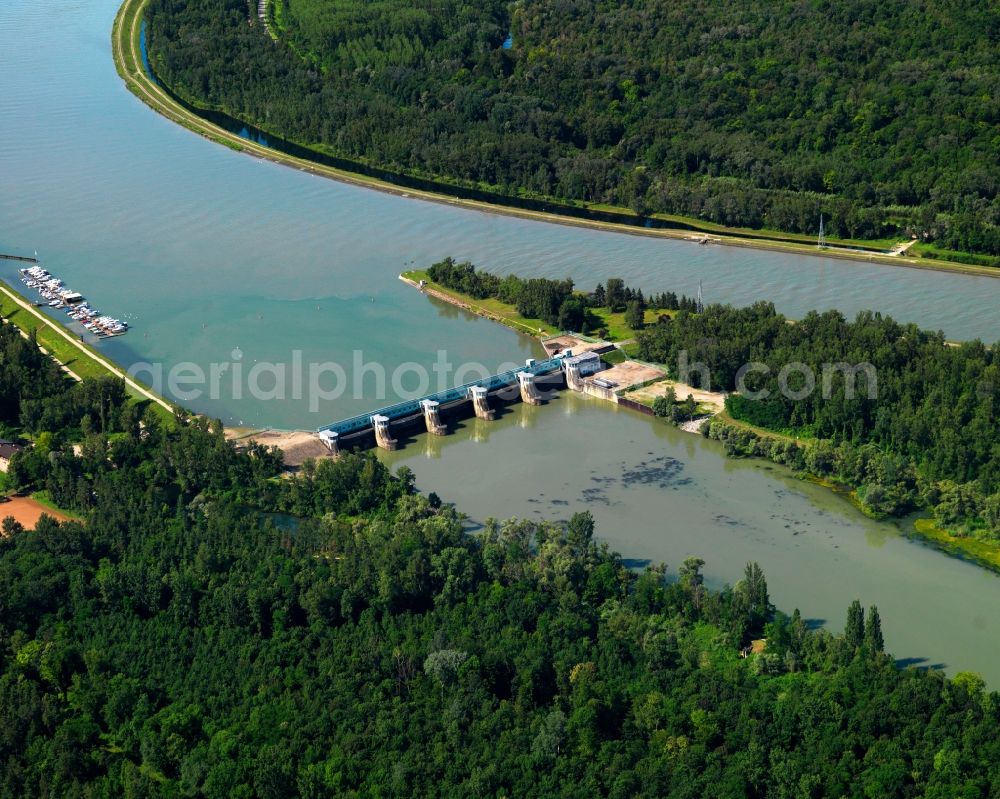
xmin=0 ymin=281 xmax=173 ymax=413
xmin=1 ymin=318 xmax=82 ymax=382
xmin=256 ymin=0 xmax=276 ymax=39
xmin=627 ymin=378 xmax=726 ymax=412
xmin=0 ymin=497 xmax=72 ymax=531
xmin=888 ymin=239 xmax=918 ymax=256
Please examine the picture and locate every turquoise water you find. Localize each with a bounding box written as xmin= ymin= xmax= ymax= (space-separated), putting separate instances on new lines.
xmin=1 ymin=0 xmax=999 ymax=679
xmin=3 ymin=0 xmax=1000 ymax=428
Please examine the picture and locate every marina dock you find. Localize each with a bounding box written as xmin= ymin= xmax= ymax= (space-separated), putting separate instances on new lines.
xmin=16 ymin=262 xmax=129 ymax=338
xmin=0 ymin=253 xmax=40 ymax=264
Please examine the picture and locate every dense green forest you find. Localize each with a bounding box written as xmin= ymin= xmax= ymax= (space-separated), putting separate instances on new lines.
xmin=424 ymin=258 xmax=1000 ymax=539
xmin=635 ymin=302 xmax=1000 ymax=535
xmin=0 ymin=324 xmax=131 ymax=443
xmin=144 ymin=0 xmax=1000 ymax=257
xmin=426 ymin=257 xmax=697 ymax=333
xmin=5 ymin=302 xmax=1000 ymax=796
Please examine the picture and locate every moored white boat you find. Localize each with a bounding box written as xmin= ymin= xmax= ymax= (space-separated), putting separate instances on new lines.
xmin=15 ymin=263 xmax=129 ymax=337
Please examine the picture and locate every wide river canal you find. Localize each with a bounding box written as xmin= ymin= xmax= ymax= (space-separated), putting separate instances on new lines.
xmin=2 ymin=0 xmax=998 ymax=680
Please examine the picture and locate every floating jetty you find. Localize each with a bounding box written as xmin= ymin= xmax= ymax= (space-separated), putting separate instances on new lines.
xmin=17 ymin=264 xmax=129 ymax=338
xmin=0 ymin=253 xmax=40 ymax=264
xmin=317 ymin=356 xmax=570 ymax=454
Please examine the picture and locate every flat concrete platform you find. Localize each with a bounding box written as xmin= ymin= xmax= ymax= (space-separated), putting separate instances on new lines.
xmin=586 ymin=360 xmax=666 ymax=391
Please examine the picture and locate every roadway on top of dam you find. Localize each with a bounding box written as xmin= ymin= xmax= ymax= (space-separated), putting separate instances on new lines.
xmin=318 ymin=357 xmax=564 ymax=436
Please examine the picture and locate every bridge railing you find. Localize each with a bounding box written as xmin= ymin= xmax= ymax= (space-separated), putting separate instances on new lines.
xmin=316 ymin=356 xmax=564 ymax=435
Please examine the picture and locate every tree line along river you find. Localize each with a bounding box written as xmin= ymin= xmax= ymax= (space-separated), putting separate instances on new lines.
xmin=1 ymin=0 xmax=999 ymax=680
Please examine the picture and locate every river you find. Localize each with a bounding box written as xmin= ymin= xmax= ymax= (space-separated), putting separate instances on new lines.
xmin=1 ymin=0 xmax=998 ymax=679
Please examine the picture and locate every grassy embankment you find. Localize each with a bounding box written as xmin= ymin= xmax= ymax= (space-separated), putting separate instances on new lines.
xmin=911 ymin=518 xmax=1000 ymax=573
xmin=1 ymin=290 xmax=108 ymax=381
xmin=111 ymin=0 xmax=999 ymax=278
xmin=402 ymin=269 xmax=1000 ymax=573
xmin=401 ymin=269 xmax=662 ymax=341
xmin=120 ymin=0 xmax=1000 ymax=571
xmin=27 ymin=491 xmax=81 ymax=521
xmin=0 ymin=278 xmax=176 ymax=424
xmin=585 ymin=202 xmax=902 ymax=251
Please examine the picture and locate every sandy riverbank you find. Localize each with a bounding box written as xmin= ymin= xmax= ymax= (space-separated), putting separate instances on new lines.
xmin=225 ymin=427 xmax=333 ymax=468
xmin=627 ymin=379 xmax=726 ymax=413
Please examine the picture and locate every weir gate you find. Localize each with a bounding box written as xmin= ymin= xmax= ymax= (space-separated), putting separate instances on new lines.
xmin=316 ymin=355 xmax=579 ymax=453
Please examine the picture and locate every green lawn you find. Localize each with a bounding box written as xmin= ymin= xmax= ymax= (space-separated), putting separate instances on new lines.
xmin=403 ymin=270 xmax=558 ymax=337
xmin=600 ymin=349 xmax=628 ymax=366
xmin=0 ymin=290 xmax=111 ymax=381
xmin=402 ymin=269 xmax=665 ymax=342
xmin=589 ymin=307 xmax=665 ymax=341
xmin=1 ymin=280 xmax=177 ymax=425
xmin=29 ymin=490 xmax=82 ymax=521
xmin=713 ymin=410 xmax=802 ymax=444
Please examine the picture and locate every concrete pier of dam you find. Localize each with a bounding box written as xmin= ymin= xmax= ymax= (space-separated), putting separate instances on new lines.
xmin=469 ymin=385 xmax=495 ymax=420
xmin=317 ymin=355 xmax=570 ymax=452
xmin=315 ymin=348 xmax=674 ymax=456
